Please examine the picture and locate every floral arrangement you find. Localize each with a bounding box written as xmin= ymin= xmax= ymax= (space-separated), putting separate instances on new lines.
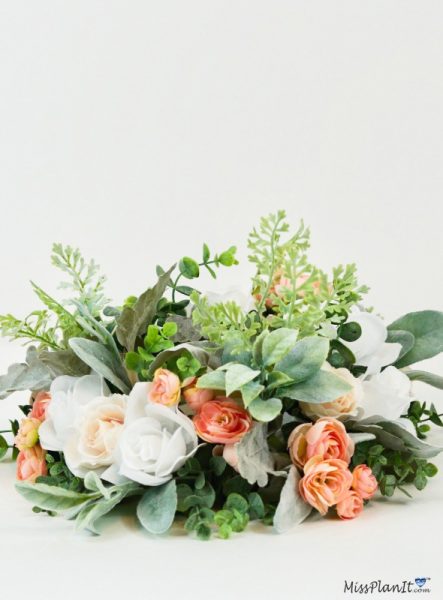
xmin=1 ymin=211 xmax=442 ymax=540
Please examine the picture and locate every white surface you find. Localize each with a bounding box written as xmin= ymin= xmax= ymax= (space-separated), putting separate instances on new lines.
xmin=1 ymin=1 xmax=443 ymax=599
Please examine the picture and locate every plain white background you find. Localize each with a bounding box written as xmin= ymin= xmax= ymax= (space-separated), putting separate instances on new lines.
xmin=0 ymin=2 xmax=443 ymax=599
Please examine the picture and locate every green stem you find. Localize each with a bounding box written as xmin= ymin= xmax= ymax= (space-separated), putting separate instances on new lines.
xmin=171 ymin=260 xmax=218 ymax=303
xmin=0 ymin=430 xmax=11 ymax=434
xmin=419 ymin=413 xmax=443 ymax=423
xmin=256 ymin=219 xmax=282 ymax=314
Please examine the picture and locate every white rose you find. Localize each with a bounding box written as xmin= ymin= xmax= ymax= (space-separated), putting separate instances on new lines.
xmin=341 ymin=311 xmax=402 ymax=376
xmin=359 ymin=366 xmax=412 ymax=422
xmin=39 ymin=373 xmax=108 ymax=451
xmin=102 ymin=383 xmax=199 ymax=486
xmin=64 ymin=394 xmax=126 ymax=477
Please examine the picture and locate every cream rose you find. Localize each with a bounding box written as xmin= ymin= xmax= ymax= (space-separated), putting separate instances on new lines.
xmin=64 ymin=395 xmax=126 ymax=477
xmin=103 ymin=383 xmax=198 ymax=486
xmin=300 ymin=367 xmax=363 ymax=420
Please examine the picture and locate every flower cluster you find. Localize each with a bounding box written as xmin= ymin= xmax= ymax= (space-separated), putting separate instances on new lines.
xmin=0 ymin=211 xmax=442 ymax=540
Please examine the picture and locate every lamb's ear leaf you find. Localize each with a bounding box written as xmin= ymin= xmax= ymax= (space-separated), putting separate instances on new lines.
xmin=69 ymin=338 xmax=130 ymax=393
xmin=273 ymin=466 xmax=311 ymax=533
xmin=275 ymin=336 xmax=329 ymax=383
xmin=15 ymin=482 xmax=100 ymax=512
xmin=388 ymin=310 xmax=443 ymax=367
xmin=116 ymin=266 xmax=175 ymax=351
xmin=406 ymin=370 xmax=443 ymax=390
xmin=277 ymin=370 xmax=351 ymax=404
xmin=261 ymin=328 xmax=299 ymax=367
xmin=248 ymin=397 xmax=283 ymax=422
xmin=136 ymin=480 xmax=177 ymax=535
xmin=0 ymin=348 xmax=52 ymax=400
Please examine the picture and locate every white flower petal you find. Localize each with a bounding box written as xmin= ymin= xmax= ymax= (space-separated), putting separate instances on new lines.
xmin=342 ymin=311 xmax=387 ymax=363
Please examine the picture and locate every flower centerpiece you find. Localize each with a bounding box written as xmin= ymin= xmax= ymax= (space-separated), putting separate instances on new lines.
xmin=1 ymin=211 xmax=442 ymax=539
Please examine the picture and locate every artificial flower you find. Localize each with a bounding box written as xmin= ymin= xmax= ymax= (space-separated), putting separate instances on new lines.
xmin=16 ymin=446 xmax=47 ymax=483
xmin=359 ymin=366 xmax=412 ymax=422
xmin=336 ymin=489 xmax=364 ymax=520
xmin=299 ymin=456 xmax=353 ymax=515
xmin=288 ymin=417 xmax=355 ymax=468
xmin=63 ymin=395 xmax=126 ymax=478
xmin=103 ymin=383 xmax=198 ymax=486
xmin=14 ymin=417 xmax=41 ymax=451
xmin=351 ymin=464 xmax=378 ymax=500
xmin=341 ymin=311 xmax=401 ymax=375
xmin=183 ymin=385 xmax=215 ymax=413
xmin=39 ymin=373 xmax=108 ymax=452
xmin=148 ymin=368 xmax=181 ymax=407
xmin=30 ymin=391 xmax=51 ymax=421
xmin=193 ymin=398 xmax=252 ymax=444
xmin=300 ymin=366 xmax=363 ymax=420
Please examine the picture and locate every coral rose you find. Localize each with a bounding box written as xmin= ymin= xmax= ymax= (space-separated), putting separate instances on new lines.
xmin=352 ymin=464 xmax=378 ymax=500
xmin=193 ymin=398 xmax=252 ymax=444
xmin=299 ymin=456 xmax=352 ymax=515
xmin=336 ymin=489 xmax=364 ymax=520
xmin=30 ymin=391 xmax=51 ymax=421
xmin=16 ymin=445 xmax=47 ymax=483
xmin=288 ymin=417 xmax=354 ymax=469
xmin=148 ymin=368 xmax=181 ymax=406
xmin=15 ymin=417 xmax=41 ymax=451
xmin=183 ymin=386 xmax=215 ymax=413
xmin=300 ymin=367 xmax=362 ymax=420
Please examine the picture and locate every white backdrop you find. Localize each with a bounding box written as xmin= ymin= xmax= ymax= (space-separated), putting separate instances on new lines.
xmin=0 ymin=2 xmax=442 ymax=599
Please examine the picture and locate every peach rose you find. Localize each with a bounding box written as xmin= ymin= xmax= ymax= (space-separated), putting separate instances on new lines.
xmin=336 ymin=489 xmax=364 ymax=520
xmin=16 ymin=445 xmax=47 ymax=483
xmin=299 ymin=456 xmax=352 ymax=515
xmin=193 ymin=398 xmax=252 ymax=444
xmin=288 ymin=417 xmax=354 ymax=468
xmin=148 ymin=368 xmax=181 ymax=406
xmin=30 ymin=391 xmax=51 ymax=421
xmin=300 ymin=367 xmax=363 ymax=420
xmin=15 ymin=417 xmax=41 ymax=451
xmin=183 ymin=386 xmax=216 ymax=413
xmin=352 ymin=464 xmax=378 ymax=500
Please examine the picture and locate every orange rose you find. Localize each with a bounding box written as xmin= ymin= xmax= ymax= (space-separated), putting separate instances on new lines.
xmin=183 ymin=386 xmax=216 ymax=413
xmin=16 ymin=445 xmax=47 ymax=483
xmin=352 ymin=464 xmax=378 ymax=500
xmin=30 ymin=391 xmax=51 ymax=421
xmin=288 ymin=417 xmax=354 ymax=469
xmin=336 ymin=489 xmax=364 ymax=520
xmin=193 ymin=398 xmax=252 ymax=444
xmin=300 ymin=367 xmax=362 ymax=420
xmin=148 ymin=368 xmax=181 ymax=406
xmin=299 ymin=456 xmax=352 ymax=515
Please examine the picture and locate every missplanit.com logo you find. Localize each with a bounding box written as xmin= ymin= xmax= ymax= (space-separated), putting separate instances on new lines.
xmin=343 ymin=577 xmax=431 ymax=594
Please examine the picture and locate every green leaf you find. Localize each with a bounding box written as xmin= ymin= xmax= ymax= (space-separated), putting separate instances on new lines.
xmin=225 ymin=493 xmax=248 ymax=514
xmin=414 ymin=472 xmax=427 ymax=491
xmin=240 ymin=380 xmax=264 ymax=408
xmin=388 ymin=311 xmax=443 ymax=367
xmin=15 ymin=482 xmax=100 ymax=512
xmin=248 ymin=397 xmax=283 ymax=422
xmin=225 ymin=364 xmax=260 ymax=396
xmin=196 ymin=369 xmax=226 ymax=390
xmin=162 ymin=321 xmax=178 ymax=338
xmin=202 ymin=243 xmax=210 ymax=263
xmin=339 ymin=321 xmax=362 ymax=342
xmin=149 ymin=342 xmax=218 ymax=376
xmin=179 ymin=257 xmax=200 ymax=279
xmin=136 ymin=480 xmax=177 ymax=535
xmin=76 ymin=482 xmax=141 ymax=534
xmin=0 ymin=355 xmax=52 ymax=401
xmin=274 ymin=336 xmax=329 ymax=383
xmin=69 ymin=338 xmax=130 ymax=393
xmin=0 ymin=435 xmax=8 ymax=460
xmin=217 ymin=246 xmax=238 ymax=267
xmin=266 ymin=370 xmax=293 ymax=391
xmin=386 ymin=330 xmax=415 ymax=360
xmin=262 ymin=328 xmax=299 ymax=367
xmin=248 ymin=492 xmax=265 ymax=520
xmin=116 ymin=266 xmax=174 ymax=351
xmin=424 ymin=463 xmax=438 ymax=477
xmin=280 ymin=369 xmax=351 ymax=404
xmin=236 ymin=423 xmax=274 ymax=486
xmin=406 ymin=370 xmax=443 ymax=390
xmin=274 ymin=466 xmax=311 ymax=533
